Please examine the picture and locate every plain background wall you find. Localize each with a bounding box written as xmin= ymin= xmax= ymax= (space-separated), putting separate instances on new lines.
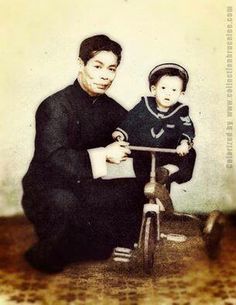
xmin=0 ymin=0 xmax=235 ymax=215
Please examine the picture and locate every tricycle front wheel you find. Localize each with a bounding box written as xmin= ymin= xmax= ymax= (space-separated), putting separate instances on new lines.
xmin=143 ymin=213 xmax=158 ymax=273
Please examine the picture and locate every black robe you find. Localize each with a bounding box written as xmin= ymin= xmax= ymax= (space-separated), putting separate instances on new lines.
xmin=22 ymin=80 xmax=145 ymax=260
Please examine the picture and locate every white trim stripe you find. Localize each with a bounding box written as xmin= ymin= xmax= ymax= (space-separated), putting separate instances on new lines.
xmin=144 ymin=96 xmax=160 ymax=120
xmin=151 ymin=127 xmax=164 ymax=139
xmin=114 ymin=247 xmax=132 ymax=254
xmin=113 ymin=252 xmax=132 ymax=258
xmin=116 ymin=127 xmax=129 ymax=141
xmin=144 ymin=96 xmax=186 ymax=119
xmin=183 ymin=123 xmax=192 ymax=126
xmin=113 ymin=257 xmax=130 ymax=262
xmin=159 ymin=104 xmax=186 ymax=118
xmin=149 ymin=63 xmax=189 ymax=82
xmin=182 ymin=133 xmax=191 ymax=141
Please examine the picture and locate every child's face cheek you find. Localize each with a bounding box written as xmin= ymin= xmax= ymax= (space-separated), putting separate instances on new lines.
xmin=169 ymin=90 xmax=183 ymax=103
xmin=155 ymin=87 xmax=183 ymax=108
xmin=154 ymin=75 xmax=184 ymax=107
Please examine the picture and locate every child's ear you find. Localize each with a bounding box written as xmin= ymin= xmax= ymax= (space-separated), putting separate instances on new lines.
xmin=78 ymin=57 xmax=85 ymax=72
xmin=150 ymin=85 xmax=157 ymax=95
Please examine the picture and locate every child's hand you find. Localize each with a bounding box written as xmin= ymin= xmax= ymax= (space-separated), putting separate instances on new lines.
xmin=112 ymin=130 xmax=125 ymax=141
xmin=176 ymin=140 xmax=189 ymax=156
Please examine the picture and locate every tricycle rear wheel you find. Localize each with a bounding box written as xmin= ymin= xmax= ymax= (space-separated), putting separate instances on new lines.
xmin=203 ymin=210 xmax=225 ymax=259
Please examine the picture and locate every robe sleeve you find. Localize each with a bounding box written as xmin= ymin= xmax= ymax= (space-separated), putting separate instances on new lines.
xmin=34 ymin=99 xmax=94 ymax=183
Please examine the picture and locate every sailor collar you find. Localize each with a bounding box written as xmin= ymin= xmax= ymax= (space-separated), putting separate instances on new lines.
xmin=144 ymin=96 xmax=185 ymax=120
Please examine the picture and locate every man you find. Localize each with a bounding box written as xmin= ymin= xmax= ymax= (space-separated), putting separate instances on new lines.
xmin=22 ymin=34 xmax=145 ymax=273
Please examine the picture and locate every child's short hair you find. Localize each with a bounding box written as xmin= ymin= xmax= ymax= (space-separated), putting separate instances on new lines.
xmin=148 ymin=63 xmax=189 ymax=92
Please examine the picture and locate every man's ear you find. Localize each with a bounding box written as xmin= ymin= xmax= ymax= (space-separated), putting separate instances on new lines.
xmin=150 ymin=85 xmax=157 ymax=95
xmin=78 ymin=57 xmax=85 ymax=72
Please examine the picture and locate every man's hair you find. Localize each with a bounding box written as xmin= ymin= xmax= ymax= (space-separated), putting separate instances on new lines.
xmin=79 ymin=34 xmax=122 ymax=65
xmin=149 ymin=66 xmax=189 ymax=92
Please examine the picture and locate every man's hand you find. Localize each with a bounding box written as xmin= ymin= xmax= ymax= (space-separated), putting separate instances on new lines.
xmin=176 ymin=140 xmax=190 ymax=156
xmin=105 ymin=141 xmax=130 ymax=164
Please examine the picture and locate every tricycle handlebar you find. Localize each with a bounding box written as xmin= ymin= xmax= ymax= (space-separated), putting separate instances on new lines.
xmin=128 ymin=145 xmax=177 ymax=154
xmin=115 ymin=136 xmax=177 ymax=153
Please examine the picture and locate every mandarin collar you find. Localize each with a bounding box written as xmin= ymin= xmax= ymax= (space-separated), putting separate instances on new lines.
xmin=72 ymin=79 xmax=104 ymax=104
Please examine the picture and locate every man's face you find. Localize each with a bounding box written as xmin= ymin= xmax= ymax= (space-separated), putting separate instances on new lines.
xmin=151 ymin=75 xmax=184 ymax=109
xmin=78 ymin=51 xmax=118 ymax=96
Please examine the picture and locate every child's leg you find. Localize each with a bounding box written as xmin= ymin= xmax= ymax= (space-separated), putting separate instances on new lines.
xmin=157 ymin=148 xmax=196 ymax=184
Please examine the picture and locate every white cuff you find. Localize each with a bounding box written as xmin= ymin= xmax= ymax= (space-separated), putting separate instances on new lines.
xmin=87 ymin=147 xmax=107 ymax=179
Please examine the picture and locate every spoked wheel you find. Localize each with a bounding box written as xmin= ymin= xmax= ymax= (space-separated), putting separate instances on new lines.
xmin=143 ymin=213 xmax=157 ymax=273
xmin=203 ymin=210 xmax=225 ymax=259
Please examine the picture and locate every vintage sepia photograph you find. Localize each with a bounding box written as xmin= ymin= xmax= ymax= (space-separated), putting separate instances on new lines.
xmin=0 ymin=0 xmax=235 ymax=304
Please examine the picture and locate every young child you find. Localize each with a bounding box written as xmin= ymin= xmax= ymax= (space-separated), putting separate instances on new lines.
xmin=112 ymin=63 xmax=196 ymax=186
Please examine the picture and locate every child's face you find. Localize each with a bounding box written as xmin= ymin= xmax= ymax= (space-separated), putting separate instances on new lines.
xmin=151 ymin=75 xmax=184 ymax=109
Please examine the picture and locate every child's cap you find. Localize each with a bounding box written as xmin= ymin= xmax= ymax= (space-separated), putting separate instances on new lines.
xmin=148 ymin=63 xmax=189 ymax=90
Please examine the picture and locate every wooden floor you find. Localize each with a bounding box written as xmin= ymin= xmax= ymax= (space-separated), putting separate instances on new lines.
xmin=0 ymin=215 xmax=236 ymax=305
